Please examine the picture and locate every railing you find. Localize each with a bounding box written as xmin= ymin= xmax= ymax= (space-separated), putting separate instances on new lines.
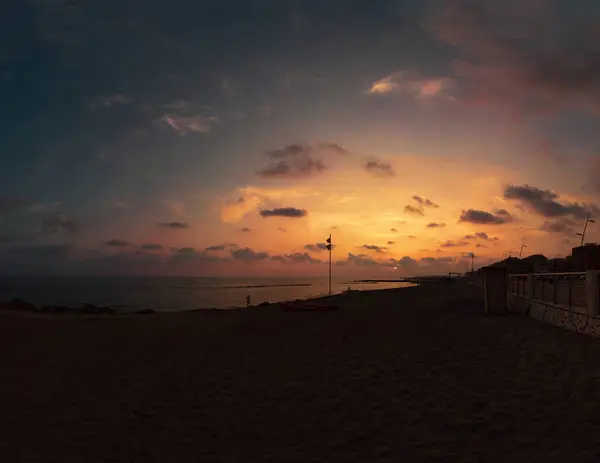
xmin=508 ymin=272 xmax=586 ymax=309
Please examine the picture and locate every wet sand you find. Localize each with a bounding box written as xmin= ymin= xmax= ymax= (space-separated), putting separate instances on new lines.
xmin=2 ymin=282 xmax=600 ymax=462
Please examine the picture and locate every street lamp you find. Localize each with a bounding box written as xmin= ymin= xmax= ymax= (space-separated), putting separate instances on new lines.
xmin=577 ymin=213 xmax=595 ymax=246
xmin=519 ymin=241 xmax=528 ymax=259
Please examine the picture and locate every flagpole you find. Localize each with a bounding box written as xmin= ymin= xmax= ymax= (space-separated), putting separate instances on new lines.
xmin=328 ymin=234 xmax=332 ymax=295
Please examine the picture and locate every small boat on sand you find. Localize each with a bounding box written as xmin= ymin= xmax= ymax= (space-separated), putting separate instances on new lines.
xmin=280 ymin=301 xmax=339 ymax=311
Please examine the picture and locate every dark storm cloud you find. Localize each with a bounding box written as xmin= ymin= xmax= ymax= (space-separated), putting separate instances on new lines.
xmin=459 ymin=209 xmax=513 ymax=224
xmin=260 ymin=207 xmax=307 ymax=218
xmin=158 ymin=222 xmax=190 ymax=229
xmin=364 ymin=158 xmax=395 ymax=177
xmin=504 ymin=184 xmax=596 ymax=219
xmin=427 ymin=222 xmax=446 ymax=228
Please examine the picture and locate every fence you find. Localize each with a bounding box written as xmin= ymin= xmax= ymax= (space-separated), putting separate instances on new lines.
xmin=508 ymin=272 xmax=586 ymax=309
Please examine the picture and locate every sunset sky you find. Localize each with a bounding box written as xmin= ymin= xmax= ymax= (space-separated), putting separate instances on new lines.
xmin=2 ymin=0 xmax=600 ymax=277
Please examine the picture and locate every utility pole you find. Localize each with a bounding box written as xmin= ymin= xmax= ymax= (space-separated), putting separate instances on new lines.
xmin=471 ymin=252 xmax=474 ymax=272
xmin=577 ymin=213 xmax=595 ymax=247
xmin=326 ymin=234 xmax=332 ymax=295
xmin=519 ymin=241 xmax=527 ymax=259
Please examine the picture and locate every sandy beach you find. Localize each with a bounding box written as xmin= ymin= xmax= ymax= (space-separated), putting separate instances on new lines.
xmin=2 ymin=281 xmax=600 ymax=462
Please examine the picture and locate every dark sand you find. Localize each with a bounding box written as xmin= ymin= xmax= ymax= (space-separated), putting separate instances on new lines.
xmin=2 ymin=282 xmax=600 ymax=462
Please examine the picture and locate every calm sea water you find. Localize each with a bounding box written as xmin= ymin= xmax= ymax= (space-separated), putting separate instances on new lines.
xmin=0 ymin=276 xmax=415 ymax=312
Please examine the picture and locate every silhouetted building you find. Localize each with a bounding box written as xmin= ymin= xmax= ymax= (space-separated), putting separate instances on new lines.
xmin=547 ymin=257 xmax=573 ymax=273
xmin=521 ymin=254 xmax=548 ymax=273
xmin=572 ymin=244 xmax=600 ymax=270
xmin=489 ymin=257 xmax=525 ymax=273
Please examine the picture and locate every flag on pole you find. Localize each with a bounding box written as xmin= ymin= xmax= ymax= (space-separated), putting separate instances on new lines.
xmin=326 ymin=236 xmax=331 ymax=250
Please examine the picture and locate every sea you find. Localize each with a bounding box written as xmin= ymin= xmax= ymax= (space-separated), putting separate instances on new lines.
xmin=0 ymin=276 xmax=415 ymax=312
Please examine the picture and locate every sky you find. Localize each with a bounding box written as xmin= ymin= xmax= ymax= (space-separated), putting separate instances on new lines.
xmin=2 ymin=0 xmax=600 ymax=277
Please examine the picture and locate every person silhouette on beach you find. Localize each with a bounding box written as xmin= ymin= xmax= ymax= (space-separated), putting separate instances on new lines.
xmin=246 ymin=295 xmax=251 ymax=308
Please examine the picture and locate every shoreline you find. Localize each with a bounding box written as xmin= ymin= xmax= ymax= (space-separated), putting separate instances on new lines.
xmin=0 ymin=282 xmax=421 ymax=316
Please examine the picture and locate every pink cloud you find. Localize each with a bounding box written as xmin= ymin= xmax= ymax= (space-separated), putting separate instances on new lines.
xmin=425 ymin=0 xmax=600 ymax=118
xmin=161 ymin=114 xmax=219 ymax=135
xmin=366 ymin=71 xmax=455 ymax=99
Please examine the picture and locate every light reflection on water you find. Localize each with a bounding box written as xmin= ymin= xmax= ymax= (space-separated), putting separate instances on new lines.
xmin=0 ymin=276 xmax=415 ymax=312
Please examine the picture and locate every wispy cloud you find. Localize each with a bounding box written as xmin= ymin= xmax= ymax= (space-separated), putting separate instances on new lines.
xmin=404 ymin=205 xmax=425 ymax=216
xmin=360 ymin=244 xmax=388 ymax=253
xmin=160 ymin=114 xmax=219 ymax=135
xmin=413 ymin=195 xmax=439 ymax=208
xmin=221 ymin=78 xmax=235 ymax=95
xmin=366 ymin=71 xmax=455 ymax=99
xmin=440 ymin=240 xmax=469 ymax=248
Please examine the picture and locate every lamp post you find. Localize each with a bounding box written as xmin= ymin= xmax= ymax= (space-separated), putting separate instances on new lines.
xmin=325 ymin=234 xmax=332 ymax=295
xmin=577 ymin=213 xmax=595 ymax=246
